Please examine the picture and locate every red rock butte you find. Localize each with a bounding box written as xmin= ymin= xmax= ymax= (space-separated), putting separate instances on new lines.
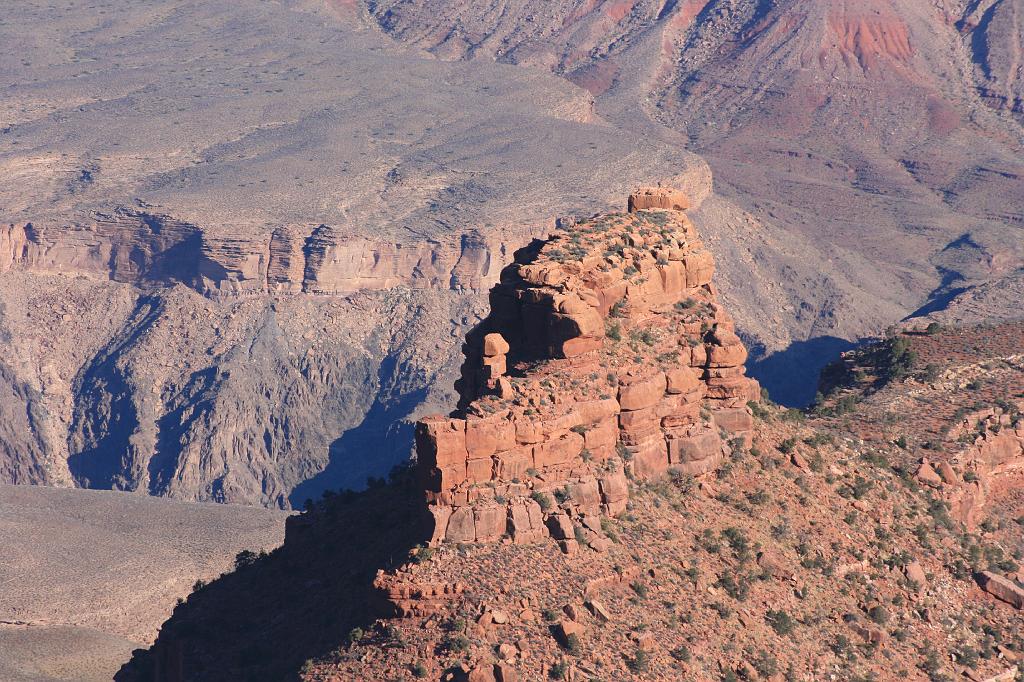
xmin=415 ymin=187 xmax=760 ymax=547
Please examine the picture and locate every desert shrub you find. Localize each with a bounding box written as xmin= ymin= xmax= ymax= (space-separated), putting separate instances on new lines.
xmin=877 ymin=336 xmax=917 ymax=380
xmin=919 ymin=363 xmax=941 ymax=382
xmin=234 ymin=549 xmax=258 ymax=569
xmin=626 ymin=648 xmax=650 ymax=673
xmin=410 ymin=544 xmax=434 ymax=565
xmin=722 ymin=527 xmax=751 ymax=559
xmin=411 ymin=663 xmax=428 ymax=678
xmin=717 ymin=573 xmax=751 ymax=601
xmin=749 ymin=400 xmax=772 ymax=420
xmin=780 ymin=409 xmax=805 ymax=423
xmin=766 ymin=609 xmax=796 ymax=636
xmin=868 ymin=605 xmax=890 ymax=625
xmin=834 ymin=394 xmax=859 ymax=415
xmin=671 ymin=645 xmax=692 ymax=662
xmin=442 ymin=633 xmax=470 ymax=652
xmin=531 ymin=491 xmax=553 ymax=511
xmin=565 ymin=633 xmax=582 ymax=656
xmin=753 ymin=650 xmax=779 ymax=677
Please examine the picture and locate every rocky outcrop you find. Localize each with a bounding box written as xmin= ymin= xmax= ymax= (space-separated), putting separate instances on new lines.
xmin=372 ymin=570 xmax=466 ymax=617
xmin=415 ymin=188 xmax=759 ymax=546
xmin=931 ymin=404 xmax=1024 ymax=528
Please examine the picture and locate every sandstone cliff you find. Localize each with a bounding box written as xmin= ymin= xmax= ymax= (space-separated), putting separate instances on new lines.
xmin=415 ymin=188 xmax=759 ymax=548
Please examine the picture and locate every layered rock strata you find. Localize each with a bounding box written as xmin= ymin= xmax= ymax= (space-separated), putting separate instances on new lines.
xmin=1 ymin=215 xmax=511 ymax=298
xmin=416 ymin=188 xmax=759 ymax=546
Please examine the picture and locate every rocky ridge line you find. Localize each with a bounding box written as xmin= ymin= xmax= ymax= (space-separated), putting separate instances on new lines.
xmin=0 ymin=214 xmax=513 ymax=299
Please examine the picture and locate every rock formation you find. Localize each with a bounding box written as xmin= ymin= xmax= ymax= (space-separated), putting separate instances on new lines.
xmin=917 ymin=402 xmax=1024 ymax=529
xmin=416 ymin=188 xmax=759 ymax=545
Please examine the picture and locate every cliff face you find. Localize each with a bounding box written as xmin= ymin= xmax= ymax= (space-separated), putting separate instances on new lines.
xmin=1 ymin=215 xmax=513 ymax=299
xmin=415 ymin=188 xmax=759 ymax=547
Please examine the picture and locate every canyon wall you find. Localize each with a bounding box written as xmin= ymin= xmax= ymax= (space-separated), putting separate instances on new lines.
xmin=415 ymin=188 xmax=759 ymax=546
xmin=1 ymin=216 xmax=514 ymax=298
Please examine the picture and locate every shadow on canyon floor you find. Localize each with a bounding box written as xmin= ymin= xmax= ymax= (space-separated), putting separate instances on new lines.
xmin=288 ymin=356 xmax=427 ymax=509
xmin=746 ymin=335 xmax=856 ymax=407
xmin=116 ymin=470 xmax=431 ymax=682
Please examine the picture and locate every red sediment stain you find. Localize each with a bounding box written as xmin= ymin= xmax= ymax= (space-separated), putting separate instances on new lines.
xmin=826 ymin=11 xmax=914 ymax=73
xmin=666 ymin=0 xmax=713 ymax=30
xmin=562 ymin=0 xmax=602 ymax=27
xmin=603 ymin=0 xmax=636 ymax=24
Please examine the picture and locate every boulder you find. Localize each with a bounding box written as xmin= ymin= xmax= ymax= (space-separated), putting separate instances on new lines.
xmin=707 ymin=342 xmax=748 ymax=367
xmin=667 ymin=430 xmax=722 ymax=464
xmin=575 ymin=398 xmax=620 ymax=424
xmin=428 ymin=505 xmax=453 ymax=546
xmin=904 ymin=561 xmax=927 ymax=593
xmin=534 ymin=432 xmax=584 ymax=468
xmin=495 ymin=447 xmax=532 ymax=480
xmin=711 ymin=407 xmax=753 ymax=434
xmin=976 ymin=571 xmax=1024 ymax=609
xmin=618 ymin=373 xmax=666 ymax=411
xmin=495 ymin=663 xmax=518 ymax=682
xmin=446 ymin=507 xmax=476 ymax=543
xmin=567 ymin=479 xmax=602 ymax=508
xmin=598 ymin=471 xmax=628 ymax=506
xmin=850 ymin=623 xmax=887 ymax=644
xmin=475 ymin=506 xmax=506 ymax=542
xmin=583 ymin=418 xmax=618 ymax=453
xmin=915 ymin=460 xmax=943 ymax=487
xmin=618 ymin=406 xmax=658 ymax=430
xmin=416 ymin=416 xmax=468 ymax=468
xmin=556 ymin=619 xmax=584 ymax=644
xmin=585 ymin=599 xmax=611 ymax=622
xmin=683 ymin=251 xmax=714 ymax=287
xmin=547 ymin=514 xmax=575 ymax=540
xmin=630 ymin=438 xmax=669 ymax=478
xmin=483 ymin=333 xmax=510 ymax=357
xmin=467 ymin=457 xmax=494 ymax=484
xmin=665 ymin=366 xmax=700 ymax=394
xmin=936 ymin=461 xmax=958 ymax=485
xmin=466 ymin=416 xmax=515 ymax=459
xmin=561 ymin=336 xmax=604 ymax=358
xmin=509 ymin=498 xmax=546 ymax=543
xmin=468 ymin=664 xmax=498 ymax=682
